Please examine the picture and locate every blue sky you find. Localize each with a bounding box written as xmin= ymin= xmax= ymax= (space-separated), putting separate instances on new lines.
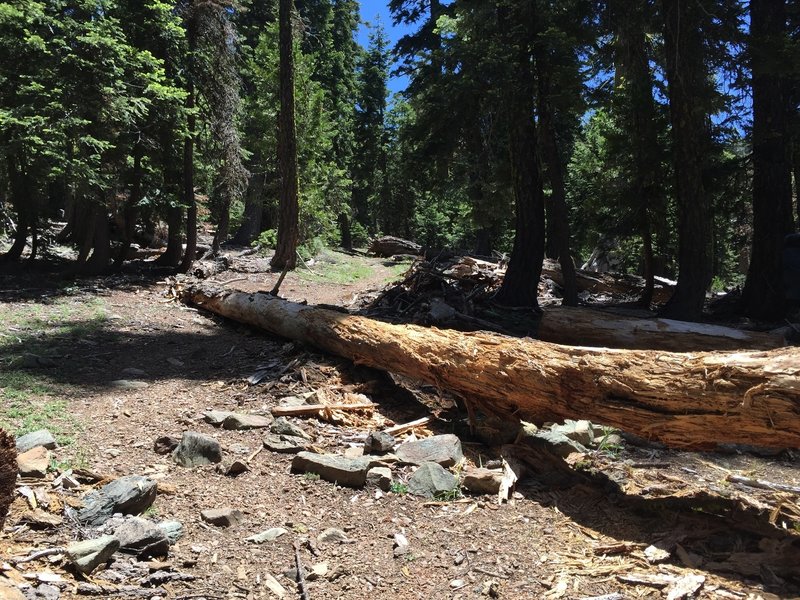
xmin=357 ymin=2 xmax=412 ymax=95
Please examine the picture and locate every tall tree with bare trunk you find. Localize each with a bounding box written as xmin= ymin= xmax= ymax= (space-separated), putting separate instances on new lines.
xmin=271 ymin=0 xmax=300 ymax=270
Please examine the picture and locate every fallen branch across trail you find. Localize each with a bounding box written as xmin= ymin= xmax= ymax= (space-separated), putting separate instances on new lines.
xmin=180 ymin=284 xmax=800 ymax=449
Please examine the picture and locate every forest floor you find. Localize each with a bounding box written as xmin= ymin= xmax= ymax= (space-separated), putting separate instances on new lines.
xmin=0 ymin=246 xmax=799 ymax=600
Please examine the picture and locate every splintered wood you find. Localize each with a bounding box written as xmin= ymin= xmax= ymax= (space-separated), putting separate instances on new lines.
xmin=180 ymin=285 xmax=800 ymax=449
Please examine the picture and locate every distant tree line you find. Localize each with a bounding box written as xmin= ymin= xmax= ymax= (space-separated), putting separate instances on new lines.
xmin=1 ymin=0 xmax=798 ymax=322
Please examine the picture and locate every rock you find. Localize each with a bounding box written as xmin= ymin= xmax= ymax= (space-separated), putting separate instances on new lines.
xmin=366 ymin=467 xmax=392 ymax=491
xmin=66 ymin=535 xmax=121 ymax=575
xmin=172 ymin=432 xmax=222 ymax=467
xmin=461 ymin=467 xmax=503 ymax=495
xmin=551 ymin=420 xmax=594 ymax=446
xmin=393 ymin=533 xmax=410 ymax=558
xmin=429 ymin=298 xmax=456 ymax=322
xmin=16 ymin=430 xmax=57 ymax=453
xmin=246 ymin=527 xmax=287 ymax=544
xmin=113 ymin=517 xmax=169 ymax=558
xmin=644 ymin=545 xmax=671 ymax=564
xmin=200 ymin=508 xmax=243 ymax=528
xmin=221 ymin=413 xmax=272 ymax=431
xmin=110 ymin=380 xmax=149 ymax=390
xmin=364 ymin=431 xmax=395 ymax=454
xmin=343 ymin=447 xmax=363 ymax=459
xmin=216 ymin=459 xmax=249 ymax=477
xmin=316 ymin=528 xmax=350 ymax=545
xmin=203 ymin=410 xmax=234 ymax=426
xmin=291 ymin=452 xmax=375 ymax=488
xmin=17 ymin=446 xmax=50 ymax=478
xmin=121 ymin=367 xmax=147 ymax=377
xmin=263 ymin=433 xmax=308 ymax=454
xmin=408 ymin=462 xmax=458 ymax=499
xmin=395 ymin=434 xmax=464 ymax=467
xmin=307 ymin=562 xmax=328 ymax=581
xmin=77 ymin=475 xmax=157 ymax=526
xmin=528 ymin=430 xmax=587 ymax=458
xmin=270 ymin=417 xmax=311 ymax=440
xmin=152 ymin=436 xmax=179 ymax=455
xmin=157 ymin=520 xmax=184 ymax=544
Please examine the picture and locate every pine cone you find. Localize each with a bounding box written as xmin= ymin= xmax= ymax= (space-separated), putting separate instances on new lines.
xmin=0 ymin=428 xmax=17 ymax=531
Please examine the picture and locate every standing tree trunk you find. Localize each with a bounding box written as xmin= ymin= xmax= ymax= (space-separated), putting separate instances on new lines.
xmin=114 ymin=142 xmax=143 ymax=269
xmin=83 ymin=201 xmax=111 ymax=274
xmin=612 ymin=0 xmax=664 ymax=307
xmin=659 ymin=0 xmax=714 ymax=321
xmin=271 ymin=0 xmax=300 ymax=271
xmin=1 ymin=153 xmax=31 ymax=262
xmin=179 ymin=76 xmax=197 ymax=273
xmin=494 ymin=2 xmax=546 ymax=309
xmin=231 ymin=170 xmax=266 ymax=246
xmin=740 ymin=0 xmax=793 ymax=320
xmin=536 ymin=59 xmax=578 ymax=307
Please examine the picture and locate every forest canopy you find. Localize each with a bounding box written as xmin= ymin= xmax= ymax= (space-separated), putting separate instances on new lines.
xmin=1 ymin=0 xmax=798 ymax=322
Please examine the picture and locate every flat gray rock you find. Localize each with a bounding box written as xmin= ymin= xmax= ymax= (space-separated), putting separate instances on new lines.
xmin=77 ymin=475 xmax=157 ymax=526
xmin=551 ymin=420 xmax=594 ymax=446
xmin=263 ymin=433 xmax=308 ymax=454
xmin=364 ymin=431 xmax=395 ymax=454
xmin=246 ymin=527 xmax=287 ymax=544
xmin=221 ymin=413 xmax=272 ymax=430
xmin=16 ymin=429 xmax=57 ymax=453
xmin=172 ymin=432 xmax=222 ymax=467
xmin=113 ymin=517 xmax=169 ymax=558
xmin=408 ymin=462 xmax=458 ymax=499
xmin=316 ymin=527 xmax=350 ymax=545
xmin=203 ymin=410 xmax=235 ymax=426
xmin=270 ymin=417 xmax=311 ymax=440
xmin=110 ymin=379 xmax=149 ymax=390
xmin=395 ymin=434 xmax=463 ymax=467
xmin=529 ymin=430 xmax=587 ymax=457
xmin=291 ymin=452 xmax=376 ymax=488
xmin=200 ymin=508 xmax=244 ymax=528
xmin=157 ymin=520 xmax=184 ymax=544
xmin=67 ymin=535 xmax=120 ymax=574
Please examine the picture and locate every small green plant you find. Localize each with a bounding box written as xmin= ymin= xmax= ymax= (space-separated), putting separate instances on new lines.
xmin=254 ymin=229 xmax=278 ymax=250
xmin=389 ymin=481 xmax=408 ymax=495
xmin=297 ymin=236 xmax=325 ymax=261
xmin=303 ymin=472 xmax=320 ymax=481
xmin=434 ymin=486 xmax=463 ymax=502
xmin=350 ymin=222 xmax=370 ymax=247
xmin=597 ymin=427 xmax=625 ymax=458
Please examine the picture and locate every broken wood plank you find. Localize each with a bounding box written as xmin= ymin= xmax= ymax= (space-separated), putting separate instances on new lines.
xmin=383 ymin=417 xmax=432 ymax=436
xmin=271 ymin=402 xmax=375 ymax=417
xmin=179 ymin=285 xmax=800 ymax=449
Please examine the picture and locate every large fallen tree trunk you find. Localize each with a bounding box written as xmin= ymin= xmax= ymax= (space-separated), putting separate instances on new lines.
xmin=537 ymin=307 xmax=786 ymax=351
xmin=180 ymin=285 xmax=800 ymax=449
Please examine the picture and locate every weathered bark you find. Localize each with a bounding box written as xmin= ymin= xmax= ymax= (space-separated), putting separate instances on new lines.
xmin=181 ymin=285 xmax=800 ymax=449
xmin=0 ymin=428 xmax=16 ymax=531
xmin=536 ymin=64 xmax=578 ymax=307
xmin=740 ymin=0 xmax=793 ymax=320
xmin=494 ymin=3 xmax=546 ymax=308
xmin=271 ymin=0 xmax=299 ymax=271
xmin=536 ymin=306 xmax=786 ymax=352
xmin=659 ymin=0 xmax=714 ymax=321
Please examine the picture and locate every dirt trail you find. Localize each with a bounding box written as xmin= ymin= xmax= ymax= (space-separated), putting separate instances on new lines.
xmin=0 ymin=251 xmax=798 ymax=600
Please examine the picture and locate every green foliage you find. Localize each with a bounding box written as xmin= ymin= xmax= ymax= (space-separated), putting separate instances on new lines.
xmin=389 ymin=481 xmax=408 ymax=495
xmin=255 ymin=228 xmax=278 ymax=249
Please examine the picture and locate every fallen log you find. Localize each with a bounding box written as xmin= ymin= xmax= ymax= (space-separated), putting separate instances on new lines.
xmin=180 ymin=285 xmax=800 ymax=449
xmin=368 ymin=236 xmax=422 ymax=257
xmin=537 ymin=307 xmax=786 ymax=352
